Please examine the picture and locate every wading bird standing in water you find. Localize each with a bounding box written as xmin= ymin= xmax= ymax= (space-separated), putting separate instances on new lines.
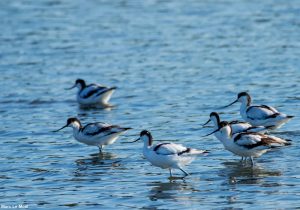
xmin=133 ymin=130 xmax=208 ymax=177
xmin=204 ymin=121 xmax=291 ymax=165
xmin=54 ymin=117 xmax=131 ymax=153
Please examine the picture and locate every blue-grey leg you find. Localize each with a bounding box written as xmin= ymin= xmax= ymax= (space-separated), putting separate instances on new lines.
xmin=250 ymin=157 xmax=254 ymax=166
xmin=179 ymin=168 xmax=189 ymax=176
xmin=98 ymin=145 xmax=103 ymax=153
xmin=169 ymin=168 xmax=172 ymax=177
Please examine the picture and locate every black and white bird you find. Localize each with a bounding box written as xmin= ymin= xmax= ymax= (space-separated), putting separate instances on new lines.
xmin=133 ymin=130 xmax=208 ymax=177
xmin=67 ymin=79 xmax=117 ymax=106
xmin=54 ymin=118 xmax=131 ymax=153
xmin=204 ymin=121 xmax=291 ymax=165
xmin=223 ymin=92 xmax=294 ymax=129
xmin=202 ymin=112 xmax=269 ymax=138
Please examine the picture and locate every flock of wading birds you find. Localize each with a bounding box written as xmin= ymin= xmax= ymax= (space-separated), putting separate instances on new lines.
xmin=54 ymin=79 xmax=294 ymax=177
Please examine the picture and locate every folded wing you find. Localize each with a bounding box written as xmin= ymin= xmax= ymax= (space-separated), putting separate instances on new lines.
xmin=153 ymin=143 xmax=189 ymax=155
xmin=246 ymin=105 xmax=279 ymax=120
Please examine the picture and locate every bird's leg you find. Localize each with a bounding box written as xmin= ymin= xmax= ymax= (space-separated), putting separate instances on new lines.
xmin=169 ymin=168 xmax=172 ymax=177
xmin=179 ymin=168 xmax=189 ymax=176
xmin=250 ymin=156 xmax=254 ymax=166
xmin=240 ymin=157 xmax=244 ymax=162
xmin=98 ymin=145 xmax=103 ymax=154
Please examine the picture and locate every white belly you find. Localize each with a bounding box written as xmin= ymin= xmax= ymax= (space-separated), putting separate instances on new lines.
xmin=74 ymin=132 xmax=121 ymax=147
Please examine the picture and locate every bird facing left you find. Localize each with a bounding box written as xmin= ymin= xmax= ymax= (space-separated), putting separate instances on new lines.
xmin=66 ymin=79 xmax=117 ymax=107
xmin=132 ymin=130 xmax=208 ymax=177
xmin=53 ymin=117 xmax=131 ymax=153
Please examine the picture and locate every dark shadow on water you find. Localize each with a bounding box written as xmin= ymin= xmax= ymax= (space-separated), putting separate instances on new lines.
xmin=75 ymin=152 xmax=120 ymax=166
xmin=147 ymin=180 xmax=199 ymax=202
xmin=219 ymin=161 xmax=282 ymax=185
xmin=72 ymin=152 xmax=123 ymax=179
xmin=78 ymin=104 xmax=115 ymax=111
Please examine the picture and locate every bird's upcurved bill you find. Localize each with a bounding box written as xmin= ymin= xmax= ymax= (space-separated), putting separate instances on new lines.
xmin=202 ymin=119 xmax=211 ymax=127
xmin=202 ymin=127 xmax=221 ymax=137
xmin=53 ymin=124 xmax=68 ymax=132
xmin=222 ymin=99 xmax=238 ymax=108
xmin=65 ymin=84 xmax=76 ymax=90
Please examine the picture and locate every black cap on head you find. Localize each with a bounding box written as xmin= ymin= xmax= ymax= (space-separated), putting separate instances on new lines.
xmin=140 ymin=130 xmax=150 ymax=136
xmin=67 ymin=117 xmax=80 ymax=125
xmin=209 ymin=112 xmax=220 ymax=125
xmin=140 ymin=130 xmax=153 ymax=146
xmin=210 ymin=112 xmax=219 ymax=118
xmin=237 ymin=92 xmax=251 ymax=105
xmin=238 ymin=92 xmax=249 ymax=98
xmin=75 ymin=79 xmax=86 ymax=87
xmin=53 ymin=117 xmax=81 ymax=132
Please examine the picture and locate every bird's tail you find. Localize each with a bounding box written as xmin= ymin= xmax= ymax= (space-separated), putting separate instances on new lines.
xmin=268 ymin=135 xmax=292 ymax=147
xmin=283 ymin=139 xmax=292 ymax=146
xmin=97 ymin=86 xmax=117 ymax=96
xmin=189 ymin=149 xmax=209 ymax=156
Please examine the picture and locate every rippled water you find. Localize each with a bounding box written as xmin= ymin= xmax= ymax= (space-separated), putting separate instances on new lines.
xmin=1 ymin=0 xmax=300 ymax=209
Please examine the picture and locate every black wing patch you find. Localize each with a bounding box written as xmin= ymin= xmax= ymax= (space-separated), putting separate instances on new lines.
xmin=240 ymin=141 xmax=265 ymax=149
xmin=153 ymin=143 xmax=191 ymax=156
xmin=178 ymin=148 xmax=191 ymax=156
xmin=230 ymin=120 xmax=247 ymax=125
xmin=85 ymin=125 xmax=120 ymax=136
xmin=245 ymin=126 xmax=261 ymax=132
xmin=233 ymin=133 xmax=245 ymax=142
xmin=234 ymin=132 xmax=265 ymax=142
xmin=234 ymin=132 xmax=270 ymax=149
xmin=81 ymin=86 xmax=106 ymax=99
xmin=267 ymin=112 xmax=280 ymax=118
xmin=153 ymin=143 xmax=170 ymax=151
xmin=95 ymin=87 xmax=116 ymax=97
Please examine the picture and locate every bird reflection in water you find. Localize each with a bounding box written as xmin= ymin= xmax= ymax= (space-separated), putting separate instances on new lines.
xmin=76 ymin=152 xmax=119 ymax=165
xmin=73 ymin=152 xmax=122 ymax=178
xmin=219 ymin=161 xmax=282 ymax=185
xmin=78 ymin=104 xmax=114 ymax=111
xmin=148 ymin=180 xmax=199 ymax=202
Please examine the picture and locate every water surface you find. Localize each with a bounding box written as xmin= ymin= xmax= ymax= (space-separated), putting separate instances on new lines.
xmin=1 ymin=0 xmax=300 ymax=209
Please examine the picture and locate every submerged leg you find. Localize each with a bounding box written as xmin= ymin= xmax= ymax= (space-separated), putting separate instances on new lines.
xmin=250 ymin=157 xmax=254 ymax=166
xmin=98 ymin=145 xmax=103 ymax=153
xmin=169 ymin=168 xmax=173 ymax=177
xmin=179 ymin=168 xmax=189 ymax=176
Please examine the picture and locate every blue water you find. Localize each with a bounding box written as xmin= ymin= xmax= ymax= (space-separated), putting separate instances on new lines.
xmin=1 ymin=0 xmax=300 ymax=209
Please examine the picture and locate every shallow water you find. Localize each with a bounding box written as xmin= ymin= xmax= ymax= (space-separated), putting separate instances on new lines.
xmin=1 ymin=0 xmax=300 ymax=209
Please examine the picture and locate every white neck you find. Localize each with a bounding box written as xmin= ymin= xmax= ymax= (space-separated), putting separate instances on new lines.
xmin=76 ymin=83 xmax=84 ymax=91
xmin=220 ymin=126 xmax=232 ymax=139
xmin=141 ymin=136 xmax=151 ymax=149
xmin=211 ymin=116 xmax=219 ymax=129
xmin=239 ymin=99 xmax=249 ymax=117
xmin=70 ymin=122 xmax=81 ymax=134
